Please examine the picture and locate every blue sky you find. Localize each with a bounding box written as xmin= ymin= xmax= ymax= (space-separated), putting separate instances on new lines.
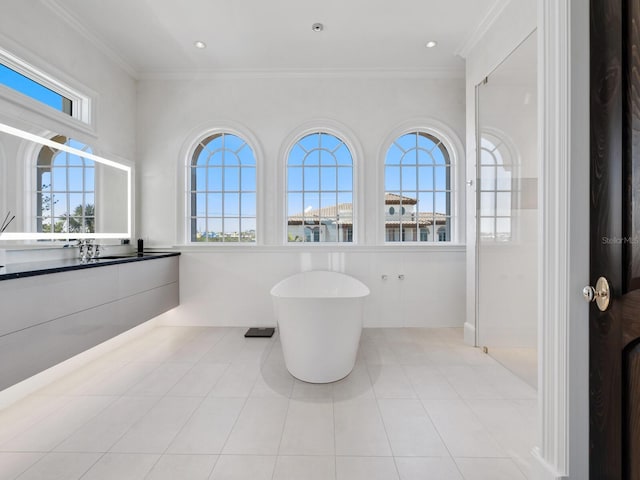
xmin=192 ymin=131 xmax=452 ymax=229
xmin=0 ymin=64 xmax=67 ymax=112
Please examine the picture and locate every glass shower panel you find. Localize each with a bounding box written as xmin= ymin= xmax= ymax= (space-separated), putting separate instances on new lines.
xmin=476 ymin=32 xmax=538 ymax=386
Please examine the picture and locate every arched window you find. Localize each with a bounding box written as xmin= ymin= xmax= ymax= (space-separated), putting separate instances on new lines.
xmin=189 ymin=132 xmax=256 ymax=243
xmin=384 ymin=131 xmax=451 ymax=242
xmin=479 ymin=133 xmax=514 ymax=241
xmin=36 ymin=136 xmax=94 ymax=234
xmin=286 ymin=132 xmax=353 ymax=243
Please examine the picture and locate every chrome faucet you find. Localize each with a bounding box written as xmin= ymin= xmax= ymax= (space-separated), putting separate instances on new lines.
xmin=77 ymin=239 xmax=101 ymax=262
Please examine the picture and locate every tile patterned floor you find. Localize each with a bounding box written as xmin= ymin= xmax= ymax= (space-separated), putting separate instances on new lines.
xmin=0 ymin=327 xmax=537 ymax=479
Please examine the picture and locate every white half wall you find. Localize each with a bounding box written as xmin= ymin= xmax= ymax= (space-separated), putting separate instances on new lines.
xmin=160 ymin=247 xmax=465 ymax=328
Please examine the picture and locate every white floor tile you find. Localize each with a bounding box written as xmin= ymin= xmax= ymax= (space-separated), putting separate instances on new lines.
xmin=126 ymin=363 xmax=193 ymax=396
xmin=167 ymin=397 xmax=245 ymax=454
xmin=15 ymin=452 xmax=100 ymax=480
xmin=291 ymin=379 xmax=333 ymax=400
xmin=0 ymin=453 xmax=44 ymax=480
xmin=208 ymin=363 xmax=259 ymax=397
xmin=487 ymin=347 xmax=537 ymax=389
xmin=335 ymin=456 xmax=399 ymax=480
xmin=387 ymin=341 xmax=431 ymax=365
xmin=0 ymin=396 xmax=69 ymax=445
xmin=198 ymin=335 xmax=246 ymax=364
xmin=474 ymin=366 xmax=537 ymax=399
xmin=80 ymin=453 xmax=159 ymax=480
xmin=422 ymin=398 xmax=506 ymax=458
xmin=35 ymin=361 xmax=120 ymax=397
xmin=209 ymin=455 xmax=276 ymax=480
xmin=165 ymin=328 xmax=232 ymax=363
xmin=332 ymin=363 xmax=374 ymax=402
xmin=378 ymin=398 xmax=448 ymax=456
xmin=222 ymin=397 xmax=289 ymax=455
xmin=395 ymin=457 xmax=463 ymax=480
xmin=273 ymin=456 xmax=336 ymax=480
xmin=250 ymin=363 xmax=295 ymax=398
xmin=233 ymin=338 xmax=275 ymax=366
xmin=0 ymin=327 xmax=537 ymax=480
xmin=368 ymin=365 xmax=416 ymax=399
xmin=425 ymin=347 xmax=474 ymax=367
xmin=167 ymin=363 xmax=229 ymax=396
xmin=438 ymin=366 xmax=503 ymax=399
xmin=55 ymin=396 xmax=159 ymax=453
xmin=464 ymin=398 xmax=536 ymax=464
xmin=359 ymin=342 xmax=400 ymax=365
xmin=279 ymin=400 xmax=334 ymax=455
xmin=110 ymin=396 xmax=201 ymax=454
xmin=77 ymin=362 xmax=160 ymax=396
xmin=144 ymin=454 xmax=217 ymax=480
xmin=455 ymin=457 xmax=527 ymax=480
xmin=334 ymin=397 xmax=391 ymax=456
xmin=1 ymin=396 xmax=115 ymax=452
xmin=403 ymin=365 xmax=460 ymax=400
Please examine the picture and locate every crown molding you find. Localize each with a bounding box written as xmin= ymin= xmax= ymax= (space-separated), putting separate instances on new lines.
xmin=455 ymin=0 xmax=512 ymax=59
xmin=40 ymin=0 xmax=139 ymax=79
xmin=137 ymin=66 xmax=465 ymax=81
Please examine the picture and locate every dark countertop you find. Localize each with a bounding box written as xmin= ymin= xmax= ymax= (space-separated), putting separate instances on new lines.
xmin=0 ymin=252 xmax=180 ymax=281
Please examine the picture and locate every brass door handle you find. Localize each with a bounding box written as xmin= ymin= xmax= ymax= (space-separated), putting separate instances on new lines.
xmin=583 ymin=276 xmax=611 ymax=311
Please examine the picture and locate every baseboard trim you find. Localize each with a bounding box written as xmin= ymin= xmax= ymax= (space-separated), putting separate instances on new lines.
xmin=531 ymin=447 xmax=569 ymax=480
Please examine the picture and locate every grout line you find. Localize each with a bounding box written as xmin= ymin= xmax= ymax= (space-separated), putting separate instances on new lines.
xmin=363 ymin=342 xmax=401 ymax=480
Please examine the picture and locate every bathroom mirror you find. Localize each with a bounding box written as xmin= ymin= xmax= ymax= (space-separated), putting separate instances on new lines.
xmin=0 ymin=122 xmax=131 ymax=241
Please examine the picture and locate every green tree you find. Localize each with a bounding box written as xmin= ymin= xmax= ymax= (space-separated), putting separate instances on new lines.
xmin=64 ymin=204 xmax=95 ymax=233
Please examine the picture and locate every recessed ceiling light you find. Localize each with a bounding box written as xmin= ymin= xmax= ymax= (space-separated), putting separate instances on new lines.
xmin=193 ymin=41 xmax=207 ymax=49
xmin=425 ymin=41 xmax=438 ymax=48
xmin=312 ymin=23 xmax=324 ymax=32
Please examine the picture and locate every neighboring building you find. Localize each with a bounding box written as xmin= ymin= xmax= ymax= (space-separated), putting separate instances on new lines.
xmin=287 ymin=192 xmax=449 ymax=242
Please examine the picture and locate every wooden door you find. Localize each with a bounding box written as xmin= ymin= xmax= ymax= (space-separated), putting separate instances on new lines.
xmin=590 ymin=0 xmax=640 ymax=478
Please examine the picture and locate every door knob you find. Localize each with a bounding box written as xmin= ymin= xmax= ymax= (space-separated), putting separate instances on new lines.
xmin=583 ymin=276 xmax=610 ymax=311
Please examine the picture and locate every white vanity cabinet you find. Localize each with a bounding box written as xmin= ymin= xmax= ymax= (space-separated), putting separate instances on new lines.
xmin=0 ymin=255 xmax=179 ymax=391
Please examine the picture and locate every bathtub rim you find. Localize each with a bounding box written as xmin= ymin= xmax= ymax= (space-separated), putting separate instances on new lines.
xmin=270 ymin=270 xmax=370 ymax=299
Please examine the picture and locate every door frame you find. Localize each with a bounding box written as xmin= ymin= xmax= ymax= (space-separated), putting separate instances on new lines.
xmin=464 ymin=1 xmax=588 ymax=477
xmin=534 ymin=0 xmax=589 ymax=479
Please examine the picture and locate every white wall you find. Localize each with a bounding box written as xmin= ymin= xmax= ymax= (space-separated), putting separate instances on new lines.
xmin=462 ymin=0 xmax=537 ymax=344
xmin=162 ymin=247 xmax=465 ymax=328
xmin=137 ymin=75 xmax=468 ymax=327
xmin=0 ymin=1 xmax=137 ymax=233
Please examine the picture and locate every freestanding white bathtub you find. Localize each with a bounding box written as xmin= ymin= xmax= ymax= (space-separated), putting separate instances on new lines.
xmin=271 ymin=270 xmax=370 ymax=383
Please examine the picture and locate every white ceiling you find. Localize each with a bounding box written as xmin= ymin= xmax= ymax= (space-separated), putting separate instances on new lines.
xmin=43 ymin=0 xmax=504 ymax=78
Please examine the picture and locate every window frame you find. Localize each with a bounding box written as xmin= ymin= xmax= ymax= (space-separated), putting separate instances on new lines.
xmin=0 ymin=45 xmax=95 ymax=131
xmin=379 ymin=121 xmax=463 ymax=245
xmin=184 ymin=126 xmax=261 ymax=246
xmin=282 ymin=124 xmax=360 ymax=245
